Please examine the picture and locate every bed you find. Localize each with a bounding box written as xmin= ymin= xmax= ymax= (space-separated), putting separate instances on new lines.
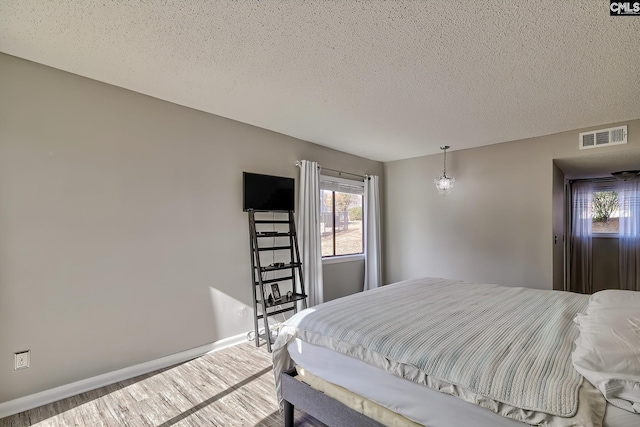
xmin=272 ymin=277 xmax=640 ymax=427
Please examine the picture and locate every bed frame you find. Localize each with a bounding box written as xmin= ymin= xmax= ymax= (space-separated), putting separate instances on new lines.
xmin=281 ymin=367 xmax=384 ymax=427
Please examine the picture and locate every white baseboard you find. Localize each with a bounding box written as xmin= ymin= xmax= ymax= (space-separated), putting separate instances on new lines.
xmin=0 ymin=332 xmax=247 ymax=419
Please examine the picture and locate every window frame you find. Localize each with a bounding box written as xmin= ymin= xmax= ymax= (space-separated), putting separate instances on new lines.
xmin=322 ymin=253 xmax=365 ymax=264
xmin=319 ymin=175 xmax=365 ymax=259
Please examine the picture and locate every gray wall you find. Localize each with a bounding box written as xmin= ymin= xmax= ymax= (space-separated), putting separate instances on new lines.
xmin=384 ymin=119 xmax=640 ymax=289
xmin=0 ymin=53 xmax=382 ymax=403
xmin=323 ymin=259 xmax=365 ymax=302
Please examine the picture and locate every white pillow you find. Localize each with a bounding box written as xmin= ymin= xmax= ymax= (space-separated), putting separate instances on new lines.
xmin=572 ymin=290 xmax=640 ymax=413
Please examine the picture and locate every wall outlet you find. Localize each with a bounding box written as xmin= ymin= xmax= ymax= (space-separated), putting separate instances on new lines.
xmin=14 ymin=350 xmax=30 ymax=370
xmin=238 ymin=307 xmax=248 ymax=317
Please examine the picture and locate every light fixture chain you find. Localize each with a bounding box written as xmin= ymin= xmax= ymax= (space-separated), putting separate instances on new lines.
xmin=443 ymin=148 xmax=447 ymax=176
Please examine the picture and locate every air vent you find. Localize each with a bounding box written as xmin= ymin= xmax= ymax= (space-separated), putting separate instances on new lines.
xmin=579 ymin=125 xmax=627 ymax=150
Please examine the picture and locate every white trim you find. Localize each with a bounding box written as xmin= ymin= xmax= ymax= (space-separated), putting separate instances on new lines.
xmin=319 ymin=174 xmax=365 ymax=186
xmin=0 ymin=332 xmax=246 ymax=419
xmin=322 ymin=254 xmax=365 ymax=265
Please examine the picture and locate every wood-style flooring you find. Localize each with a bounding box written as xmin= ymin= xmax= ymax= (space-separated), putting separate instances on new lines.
xmin=0 ymin=343 xmax=326 ymax=427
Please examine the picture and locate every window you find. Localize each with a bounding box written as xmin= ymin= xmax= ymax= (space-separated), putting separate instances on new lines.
xmin=592 ymin=190 xmax=619 ymax=234
xmin=320 ymin=176 xmax=364 ymax=257
xmin=575 ymin=181 xmax=635 ymax=235
xmin=572 ymin=181 xmax=640 ymax=237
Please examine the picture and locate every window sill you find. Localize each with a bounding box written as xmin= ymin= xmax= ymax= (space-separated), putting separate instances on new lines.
xmin=322 ymin=254 xmax=365 ymax=265
xmin=592 ymin=234 xmax=619 ymax=239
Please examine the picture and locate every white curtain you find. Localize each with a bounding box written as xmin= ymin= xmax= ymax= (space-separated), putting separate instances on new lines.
xmin=364 ymin=175 xmax=382 ymax=291
xmin=570 ymin=181 xmax=593 ymax=294
xmin=618 ymin=178 xmax=640 ymax=291
xmin=297 ymin=160 xmax=324 ymax=307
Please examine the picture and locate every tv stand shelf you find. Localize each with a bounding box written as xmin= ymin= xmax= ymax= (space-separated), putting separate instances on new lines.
xmin=247 ymin=210 xmax=307 ymax=352
xmin=260 ymin=293 xmax=307 ymax=309
xmin=256 ymin=232 xmax=293 ymax=237
xmin=257 ymin=245 xmax=292 ymax=252
xmin=257 ymin=293 xmax=308 ymax=319
xmin=258 ymin=262 xmax=302 ymax=272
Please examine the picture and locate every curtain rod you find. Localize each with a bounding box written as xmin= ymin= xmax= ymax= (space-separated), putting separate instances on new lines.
xmin=295 ymin=161 xmax=366 ymax=180
xmin=569 ymin=177 xmax=618 ymax=184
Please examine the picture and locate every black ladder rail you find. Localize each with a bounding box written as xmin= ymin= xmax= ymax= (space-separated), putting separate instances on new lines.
xmin=248 ymin=210 xmax=270 ymax=349
xmin=289 ymin=211 xmax=307 ymax=311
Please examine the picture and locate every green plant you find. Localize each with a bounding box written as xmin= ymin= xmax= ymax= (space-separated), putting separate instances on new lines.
xmin=592 ymin=191 xmax=618 ymax=223
xmin=349 ymin=206 xmax=362 ymax=221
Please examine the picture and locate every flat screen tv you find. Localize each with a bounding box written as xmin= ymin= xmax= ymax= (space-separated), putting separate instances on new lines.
xmin=243 ymin=172 xmax=295 ymax=212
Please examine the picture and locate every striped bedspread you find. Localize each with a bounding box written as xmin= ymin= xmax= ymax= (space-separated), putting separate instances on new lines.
xmin=273 ymin=277 xmax=590 ymax=418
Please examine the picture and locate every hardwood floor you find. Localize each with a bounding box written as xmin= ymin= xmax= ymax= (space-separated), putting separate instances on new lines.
xmin=0 ymin=343 xmax=326 ymax=427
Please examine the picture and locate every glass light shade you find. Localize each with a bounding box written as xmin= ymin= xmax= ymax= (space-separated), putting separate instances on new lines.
xmin=435 ymin=145 xmax=454 ymax=195
xmin=434 ymin=174 xmax=455 ymax=194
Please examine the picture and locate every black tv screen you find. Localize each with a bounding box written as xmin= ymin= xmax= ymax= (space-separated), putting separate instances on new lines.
xmin=243 ymin=172 xmax=295 ymax=212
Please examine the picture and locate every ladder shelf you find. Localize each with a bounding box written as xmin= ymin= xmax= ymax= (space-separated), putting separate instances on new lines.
xmin=247 ymin=210 xmax=307 ymax=352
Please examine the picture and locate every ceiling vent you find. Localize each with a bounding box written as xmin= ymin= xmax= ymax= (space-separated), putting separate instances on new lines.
xmin=579 ymin=125 xmax=627 ymax=150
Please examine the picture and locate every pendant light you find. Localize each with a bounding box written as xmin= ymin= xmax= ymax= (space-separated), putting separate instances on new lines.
xmin=434 ymin=146 xmax=455 ymax=195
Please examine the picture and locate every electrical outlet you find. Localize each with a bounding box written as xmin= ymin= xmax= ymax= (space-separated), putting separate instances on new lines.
xmin=238 ymin=307 xmax=248 ymax=317
xmin=14 ymin=350 xmax=30 ymax=370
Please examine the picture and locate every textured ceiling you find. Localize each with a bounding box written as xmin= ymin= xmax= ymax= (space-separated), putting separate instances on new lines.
xmin=1 ymin=1 xmax=639 ymax=162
